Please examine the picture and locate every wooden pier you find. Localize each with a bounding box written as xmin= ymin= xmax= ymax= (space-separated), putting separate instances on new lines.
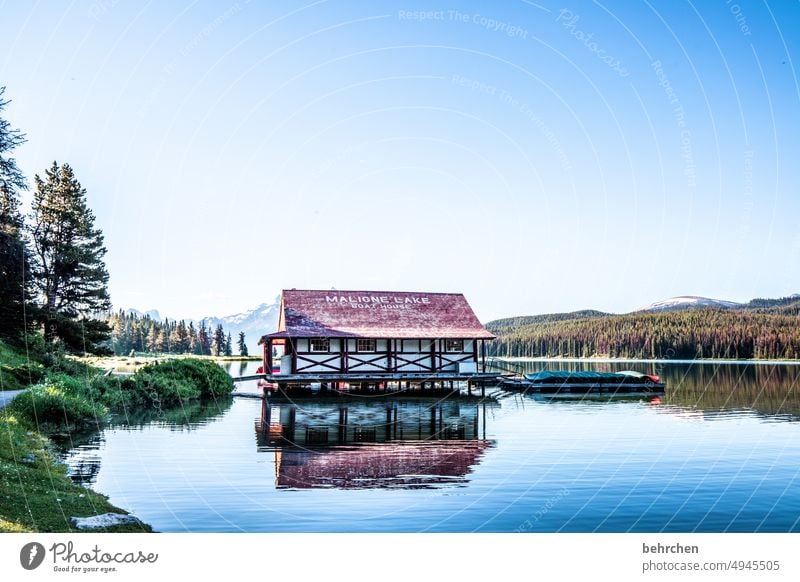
xmin=233 ymin=371 xmax=503 ymax=398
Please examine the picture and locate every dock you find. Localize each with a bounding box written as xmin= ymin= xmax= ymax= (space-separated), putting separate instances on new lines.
xmin=232 ymin=371 xmax=503 ymax=398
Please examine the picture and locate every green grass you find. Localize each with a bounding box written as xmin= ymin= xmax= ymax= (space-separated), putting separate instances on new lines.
xmin=0 ymin=338 xmax=235 ymax=532
xmin=6 ymin=382 xmax=108 ymax=430
xmin=0 ymin=412 xmax=151 ymax=533
xmin=0 ymin=339 xmax=46 ymax=392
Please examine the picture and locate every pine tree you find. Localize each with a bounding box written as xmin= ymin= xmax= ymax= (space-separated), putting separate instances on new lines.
xmin=211 ymin=323 xmax=225 ymax=356
xmin=173 ymin=320 xmax=189 ymax=353
xmin=237 ymin=331 xmax=248 ymax=357
xmin=0 ymin=86 xmax=33 ymax=341
xmin=29 ymin=162 xmax=111 ymax=351
xmin=146 ymin=326 xmax=159 ymax=353
xmin=155 ymin=327 xmax=168 ymax=353
xmin=224 ymin=332 xmax=232 ymax=357
xmin=187 ymin=321 xmax=197 ymax=354
xmin=197 ymin=321 xmax=211 ymax=355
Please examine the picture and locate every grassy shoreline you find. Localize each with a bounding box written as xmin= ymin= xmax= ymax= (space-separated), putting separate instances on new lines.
xmin=0 ymin=412 xmax=153 ymax=533
xmin=78 ymin=354 xmax=261 ymax=374
xmin=1 ymin=339 xmax=234 ymax=533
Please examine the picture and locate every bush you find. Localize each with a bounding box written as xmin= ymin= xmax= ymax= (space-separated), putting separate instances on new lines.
xmin=133 ymin=359 xmax=233 ymax=402
xmin=8 ymin=382 xmax=108 ymax=429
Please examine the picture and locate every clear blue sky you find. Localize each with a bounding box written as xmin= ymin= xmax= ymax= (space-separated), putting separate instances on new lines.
xmin=2 ymin=1 xmax=798 ymax=321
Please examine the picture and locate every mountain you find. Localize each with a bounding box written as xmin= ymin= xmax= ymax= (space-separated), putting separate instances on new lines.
xmin=199 ymin=299 xmax=281 ymax=354
xmin=636 ymin=296 xmax=742 ymax=312
xmin=123 ymin=308 xmax=162 ymax=320
xmin=743 ymin=294 xmax=800 ymax=310
xmin=122 ymin=297 xmax=281 ymax=354
xmin=485 ymin=293 xmax=800 ymax=360
xmin=486 ymin=310 xmax=608 ymax=335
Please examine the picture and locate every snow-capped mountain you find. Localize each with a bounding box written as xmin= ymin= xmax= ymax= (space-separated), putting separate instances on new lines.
xmin=199 ymin=298 xmax=281 ymax=353
xmin=123 ymin=308 xmax=162 ymax=320
xmin=123 ymin=297 xmax=281 ymax=353
xmin=636 ymin=296 xmax=743 ymax=312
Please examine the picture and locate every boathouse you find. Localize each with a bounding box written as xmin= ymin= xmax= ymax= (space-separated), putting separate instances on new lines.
xmin=258 ymin=289 xmax=496 ymax=389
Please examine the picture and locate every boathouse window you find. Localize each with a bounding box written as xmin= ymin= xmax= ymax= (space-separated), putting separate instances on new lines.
xmin=445 ymin=339 xmax=464 ymax=353
xmin=309 ymin=338 xmax=330 ymax=353
xmin=401 ymin=340 xmax=419 ymax=352
xmin=356 ymin=339 xmax=377 ymax=352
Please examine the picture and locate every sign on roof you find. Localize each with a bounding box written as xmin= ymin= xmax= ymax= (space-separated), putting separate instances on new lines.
xmin=264 ymin=289 xmax=495 ymax=339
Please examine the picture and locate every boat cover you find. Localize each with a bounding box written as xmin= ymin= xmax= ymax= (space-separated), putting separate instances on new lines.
xmin=525 ymin=370 xmax=648 ymax=382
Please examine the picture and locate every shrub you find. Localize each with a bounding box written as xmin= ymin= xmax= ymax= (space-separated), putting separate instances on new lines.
xmin=8 ymin=382 xmax=107 ymax=429
xmin=133 ymin=359 xmax=233 ymax=402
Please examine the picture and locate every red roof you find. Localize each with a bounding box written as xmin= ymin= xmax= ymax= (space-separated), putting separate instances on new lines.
xmin=262 ymin=289 xmax=495 ymax=340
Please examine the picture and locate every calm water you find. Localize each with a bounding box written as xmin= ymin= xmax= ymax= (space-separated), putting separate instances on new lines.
xmin=60 ymin=361 xmax=800 ymax=532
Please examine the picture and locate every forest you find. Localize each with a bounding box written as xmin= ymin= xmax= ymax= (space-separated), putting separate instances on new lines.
xmin=105 ymin=310 xmax=247 ymax=357
xmin=486 ymin=297 xmax=800 ymax=360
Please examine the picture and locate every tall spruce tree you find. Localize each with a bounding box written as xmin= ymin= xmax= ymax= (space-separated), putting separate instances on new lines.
xmin=211 ymin=323 xmax=225 ymax=357
xmin=0 ymin=86 xmax=33 ymax=341
xmin=197 ymin=321 xmax=211 ymax=355
xmin=237 ymin=331 xmax=248 ymax=357
xmin=224 ymin=332 xmax=232 ymax=357
xmin=30 ymin=162 xmax=111 ymax=351
xmin=174 ymin=320 xmax=189 ymax=353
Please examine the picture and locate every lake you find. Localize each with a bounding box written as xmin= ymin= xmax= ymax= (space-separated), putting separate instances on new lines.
xmin=60 ymin=360 xmax=800 ymax=532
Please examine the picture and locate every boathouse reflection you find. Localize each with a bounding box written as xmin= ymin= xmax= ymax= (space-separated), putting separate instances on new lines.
xmin=256 ymin=400 xmax=495 ymax=489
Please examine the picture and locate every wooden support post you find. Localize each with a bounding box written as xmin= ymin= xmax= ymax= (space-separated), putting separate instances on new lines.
xmin=284 ymin=406 xmax=296 ymax=443
xmin=338 ymin=407 xmax=348 ymax=442
xmin=261 ymin=397 xmax=270 ymax=432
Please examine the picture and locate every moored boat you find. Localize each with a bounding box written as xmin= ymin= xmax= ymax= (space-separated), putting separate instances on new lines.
xmin=499 ymin=369 xmax=665 ymax=395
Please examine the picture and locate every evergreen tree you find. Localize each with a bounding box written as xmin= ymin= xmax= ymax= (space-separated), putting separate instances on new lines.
xmin=211 ymin=323 xmax=225 ymax=356
xmin=197 ymin=321 xmax=211 ymax=355
xmin=187 ymin=321 xmax=197 ymax=354
xmin=237 ymin=331 xmax=248 ymax=357
xmin=146 ymin=326 xmax=159 ymax=353
xmin=29 ymin=162 xmax=111 ymax=351
xmin=224 ymin=332 xmax=232 ymax=357
xmin=0 ymin=86 xmax=32 ymax=341
xmin=155 ymin=327 xmax=169 ymax=353
xmin=173 ymin=320 xmax=189 ymax=353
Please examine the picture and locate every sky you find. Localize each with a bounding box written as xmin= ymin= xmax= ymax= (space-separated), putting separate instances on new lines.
xmin=1 ymin=0 xmax=799 ymax=322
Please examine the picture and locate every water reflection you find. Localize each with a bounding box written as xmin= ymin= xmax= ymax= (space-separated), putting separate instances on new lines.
xmin=60 ymin=397 xmax=234 ymax=486
xmin=502 ymin=360 xmax=800 ymax=420
xmin=257 ymin=399 xmax=495 ymax=489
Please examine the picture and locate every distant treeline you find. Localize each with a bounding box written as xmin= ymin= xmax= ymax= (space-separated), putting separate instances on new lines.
xmin=487 ymin=298 xmax=800 ymax=360
xmin=107 ymin=311 xmax=248 ymax=357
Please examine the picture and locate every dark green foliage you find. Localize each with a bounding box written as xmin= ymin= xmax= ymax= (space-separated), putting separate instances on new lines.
xmin=489 ymin=308 xmax=800 ymax=360
xmin=7 ymin=381 xmax=107 ymax=429
xmin=136 ymin=359 xmax=234 ymax=399
xmin=487 ymin=310 xmax=607 ymax=335
xmin=0 ymin=87 xmax=27 ymax=195
xmin=29 ymin=162 xmax=111 ymax=349
xmin=107 ymin=311 xmax=233 ymax=356
xmin=211 ymin=324 xmax=225 ymax=356
xmin=0 ymin=338 xmax=45 ymax=391
xmin=0 ymin=86 xmax=32 ymax=342
xmin=237 ymin=331 xmax=248 ymax=357
xmin=743 ymin=295 xmax=800 ymax=310
xmin=76 ymin=358 xmax=236 ymax=410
